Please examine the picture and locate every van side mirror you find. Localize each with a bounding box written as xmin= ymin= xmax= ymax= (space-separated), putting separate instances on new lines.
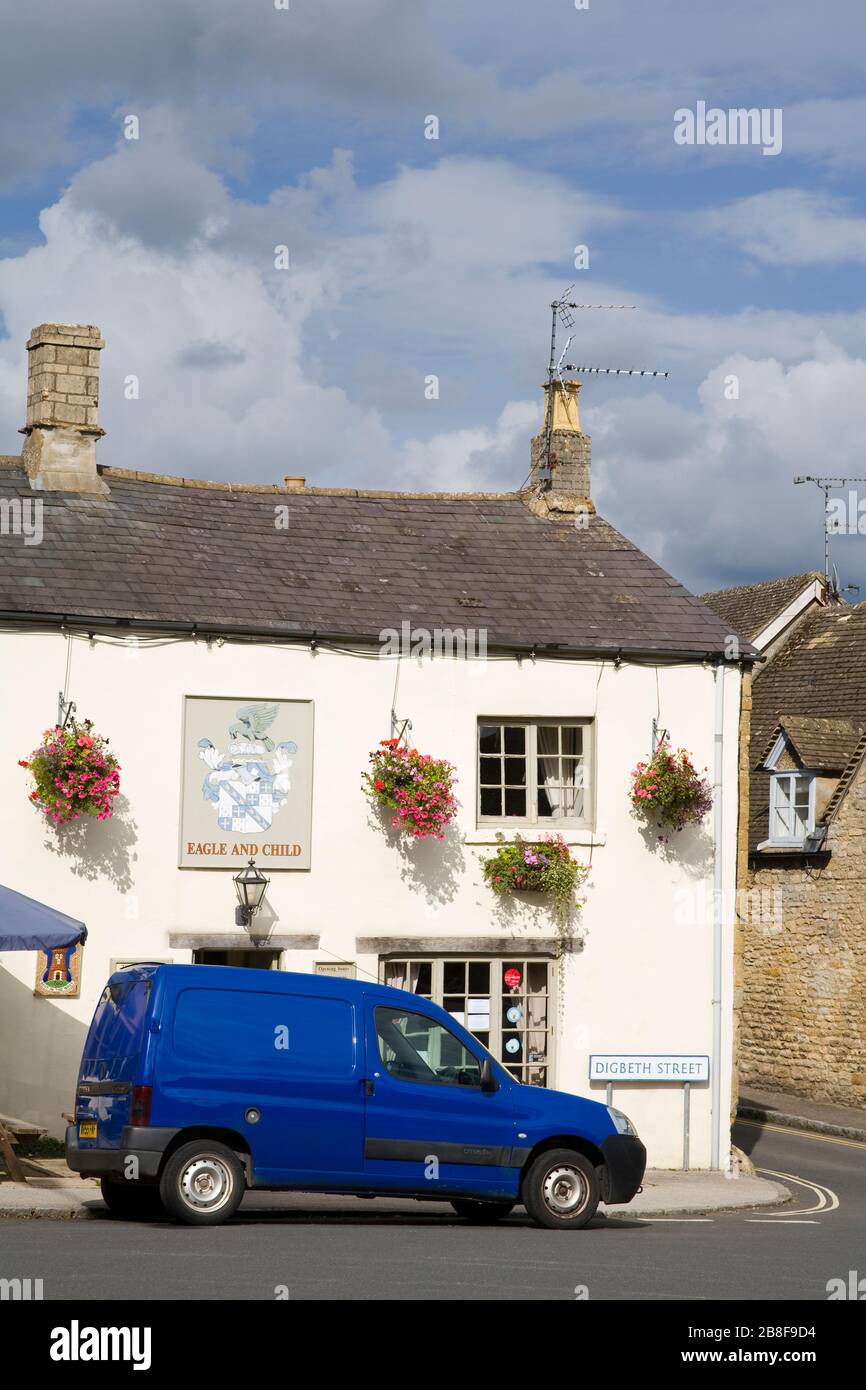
xmin=480 ymin=1056 xmax=499 ymax=1094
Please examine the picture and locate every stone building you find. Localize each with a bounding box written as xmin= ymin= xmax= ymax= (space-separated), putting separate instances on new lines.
xmin=0 ymin=322 xmax=754 ymax=1168
xmin=703 ymin=573 xmax=866 ymax=1107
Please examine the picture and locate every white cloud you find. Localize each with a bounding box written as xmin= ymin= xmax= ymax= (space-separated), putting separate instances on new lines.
xmin=587 ymin=351 xmax=866 ymax=592
xmin=0 ymin=135 xmax=626 ymax=490
xmin=703 ymin=189 xmax=866 ymax=266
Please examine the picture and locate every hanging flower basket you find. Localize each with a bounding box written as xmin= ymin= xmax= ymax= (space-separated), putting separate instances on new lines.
xmin=19 ymin=718 xmax=121 ymax=825
xmin=364 ymin=738 xmax=458 ymax=840
xmin=480 ymin=833 xmax=588 ymax=920
xmin=629 ymin=741 xmax=712 ymax=834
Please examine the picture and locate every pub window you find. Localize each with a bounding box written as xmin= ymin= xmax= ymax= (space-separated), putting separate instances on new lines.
xmin=382 ymin=957 xmax=553 ymax=1087
xmin=477 ymin=719 xmax=592 ymax=826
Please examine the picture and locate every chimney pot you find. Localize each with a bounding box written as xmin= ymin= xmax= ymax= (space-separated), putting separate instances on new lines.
xmin=20 ymin=322 xmax=108 ymax=495
xmin=284 ymin=475 xmax=306 ymax=490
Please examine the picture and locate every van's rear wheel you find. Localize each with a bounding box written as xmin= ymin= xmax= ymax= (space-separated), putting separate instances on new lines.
xmin=159 ymin=1141 xmax=245 ymax=1226
xmin=521 ymin=1149 xmax=599 ymax=1230
xmin=100 ymin=1177 xmax=165 ymax=1221
xmin=450 ymin=1199 xmax=515 ymax=1224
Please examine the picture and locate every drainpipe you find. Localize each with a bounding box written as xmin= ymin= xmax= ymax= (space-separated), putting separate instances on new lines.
xmin=711 ymin=662 xmax=725 ymax=1169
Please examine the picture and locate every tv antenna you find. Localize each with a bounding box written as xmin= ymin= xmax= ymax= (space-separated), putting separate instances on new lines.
xmin=542 ymin=287 xmax=669 ymax=479
xmin=793 ymin=474 xmax=866 ymax=585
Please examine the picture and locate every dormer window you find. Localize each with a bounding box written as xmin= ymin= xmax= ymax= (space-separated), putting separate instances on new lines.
xmin=768 ymin=771 xmax=815 ymax=844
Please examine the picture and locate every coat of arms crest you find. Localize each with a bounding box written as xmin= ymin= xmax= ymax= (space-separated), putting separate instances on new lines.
xmin=197 ymin=703 xmax=298 ymax=835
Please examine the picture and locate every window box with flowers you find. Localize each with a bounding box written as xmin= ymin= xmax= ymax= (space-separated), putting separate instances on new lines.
xmin=19 ymin=718 xmax=121 ymax=826
xmin=364 ymin=738 xmax=458 ymax=841
xmin=629 ymin=741 xmax=712 ymax=837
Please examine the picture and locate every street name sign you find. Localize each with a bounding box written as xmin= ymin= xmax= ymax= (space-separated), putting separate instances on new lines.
xmin=589 ymin=1054 xmax=710 ymax=1082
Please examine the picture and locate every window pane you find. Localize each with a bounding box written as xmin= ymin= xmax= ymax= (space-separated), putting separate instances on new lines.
xmin=774 ymin=777 xmax=796 ymax=837
xmin=416 ymin=962 xmax=432 ymax=996
xmin=503 ymin=1032 xmax=522 ymax=1060
xmin=562 ymin=756 xmax=585 ymax=787
xmin=502 ymin=961 xmax=523 ymax=991
xmin=479 ymin=756 xmax=501 ymax=786
xmin=527 ymin=962 xmax=548 ymax=994
xmin=480 ymin=787 xmax=502 ymax=817
xmin=444 ymin=961 xmax=465 ymax=993
xmin=468 ymin=962 xmax=490 ymax=993
xmin=504 ymin=997 xmax=524 ymax=1027
xmin=504 ymin=757 xmax=526 ymax=786
xmin=466 ymin=999 xmax=490 ymax=1030
xmin=559 ymin=780 xmax=584 ymax=818
xmin=537 ymin=726 xmax=559 ymax=756
xmin=375 ymin=1008 xmax=481 ymax=1087
xmin=561 ymin=726 xmax=583 ymax=756
xmin=503 ymin=726 xmax=526 ymax=754
xmin=503 ymin=787 xmax=526 ymax=816
xmin=443 ymin=998 xmax=465 ymax=1025
xmin=479 ymin=725 xmax=500 ymax=754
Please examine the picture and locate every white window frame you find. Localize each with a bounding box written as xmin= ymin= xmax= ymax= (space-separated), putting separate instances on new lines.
xmin=476 ymin=717 xmax=594 ymax=830
xmin=767 ymin=771 xmax=816 ymax=845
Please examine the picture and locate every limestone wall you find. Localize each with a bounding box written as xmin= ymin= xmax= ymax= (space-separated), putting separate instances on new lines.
xmin=740 ymin=755 xmax=866 ymax=1105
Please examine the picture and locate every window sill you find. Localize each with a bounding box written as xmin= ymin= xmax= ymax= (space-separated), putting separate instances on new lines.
xmin=466 ymin=827 xmax=605 ymax=848
xmin=754 ymin=839 xmax=826 ymax=856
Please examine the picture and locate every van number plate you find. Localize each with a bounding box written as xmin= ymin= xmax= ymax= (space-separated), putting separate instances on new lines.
xmin=79 ymin=1121 xmax=97 ymax=1139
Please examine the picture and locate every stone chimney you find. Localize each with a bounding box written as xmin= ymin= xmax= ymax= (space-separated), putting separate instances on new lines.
xmin=20 ymin=323 xmax=108 ymax=495
xmin=527 ymin=379 xmax=593 ymax=518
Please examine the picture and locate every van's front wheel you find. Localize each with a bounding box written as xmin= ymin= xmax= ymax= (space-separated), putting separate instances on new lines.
xmin=450 ymin=1199 xmax=515 ymax=1224
xmin=159 ymin=1141 xmax=245 ymax=1226
xmin=521 ymin=1149 xmax=599 ymax=1230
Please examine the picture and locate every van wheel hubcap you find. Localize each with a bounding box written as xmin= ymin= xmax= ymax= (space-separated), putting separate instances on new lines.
xmin=180 ymin=1157 xmax=233 ymax=1212
xmin=542 ymin=1165 xmax=587 ymax=1215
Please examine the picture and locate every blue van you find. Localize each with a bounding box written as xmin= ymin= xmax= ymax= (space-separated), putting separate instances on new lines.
xmin=66 ymin=964 xmax=646 ymax=1229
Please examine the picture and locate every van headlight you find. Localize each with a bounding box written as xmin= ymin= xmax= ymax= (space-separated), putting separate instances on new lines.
xmin=607 ymin=1106 xmax=637 ymax=1137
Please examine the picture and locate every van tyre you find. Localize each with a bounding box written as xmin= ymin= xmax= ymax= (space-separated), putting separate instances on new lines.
xmin=159 ymin=1141 xmax=245 ymax=1226
xmin=521 ymin=1149 xmax=599 ymax=1230
xmin=100 ymin=1177 xmax=165 ymax=1221
xmin=450 ymin=1199 xmax=515 ymax=1224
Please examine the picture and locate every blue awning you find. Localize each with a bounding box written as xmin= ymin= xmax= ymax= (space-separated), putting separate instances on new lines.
xmin=0 ymin=884 xmax=87 ymax=953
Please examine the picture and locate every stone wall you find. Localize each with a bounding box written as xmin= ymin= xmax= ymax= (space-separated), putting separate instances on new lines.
xmin=740 ymin=752 xmax=866 ymax=1105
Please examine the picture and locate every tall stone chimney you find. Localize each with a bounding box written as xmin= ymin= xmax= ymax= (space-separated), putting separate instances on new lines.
xmin=527 ymin=379 xmax=593 ymax=518
xmin=20 ymin=323 xmax=108 ymax=495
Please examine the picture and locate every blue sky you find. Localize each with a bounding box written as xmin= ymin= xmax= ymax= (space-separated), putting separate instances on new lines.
xmin=1 ymin=0 xmax=865 ymax=594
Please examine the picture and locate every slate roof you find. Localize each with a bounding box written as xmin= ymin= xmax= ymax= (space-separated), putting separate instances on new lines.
xmin=746 ymin=602 xmax=866 ymax=849
xmin=701 ymin=572 xmax=822 ymax=644
xmin=760 ymin=715 xmax=864 ymax=772
xmin=0 ymin=460 xmax=748 ymax=658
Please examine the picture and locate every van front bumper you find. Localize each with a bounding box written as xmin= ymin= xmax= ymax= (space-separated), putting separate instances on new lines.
xmin=65 ymin=1125 xmax=179 ymax=1181
xmin=600 ymin=1134 xmax=647 ymax=1204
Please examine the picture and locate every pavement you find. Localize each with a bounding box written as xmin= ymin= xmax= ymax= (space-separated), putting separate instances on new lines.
xmin=738 ymin=1084 xmax=866 ymax=1142
xmin=0 ymin=1153 xmax=789 ymax=1220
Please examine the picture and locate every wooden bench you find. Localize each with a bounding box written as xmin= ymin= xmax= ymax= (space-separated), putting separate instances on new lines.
xmin=0 ymin=1113 xmax=48 ymax=1184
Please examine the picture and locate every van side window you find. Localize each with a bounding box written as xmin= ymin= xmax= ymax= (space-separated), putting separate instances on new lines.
xmin=375 ymin=1007 xmax=482 ymax=1088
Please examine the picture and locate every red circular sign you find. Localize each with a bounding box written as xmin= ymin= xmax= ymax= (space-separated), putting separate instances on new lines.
xmin=503 ymin=968 xmax=521 ymax=989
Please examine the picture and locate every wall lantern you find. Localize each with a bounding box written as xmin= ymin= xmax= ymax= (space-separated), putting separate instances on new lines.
xmin=233 ymin=858 xmax=270 ymax=927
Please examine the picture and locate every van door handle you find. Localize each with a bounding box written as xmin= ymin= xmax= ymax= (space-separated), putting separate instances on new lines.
xmin=364 ymin=1079 xmax=375 ymax=1096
